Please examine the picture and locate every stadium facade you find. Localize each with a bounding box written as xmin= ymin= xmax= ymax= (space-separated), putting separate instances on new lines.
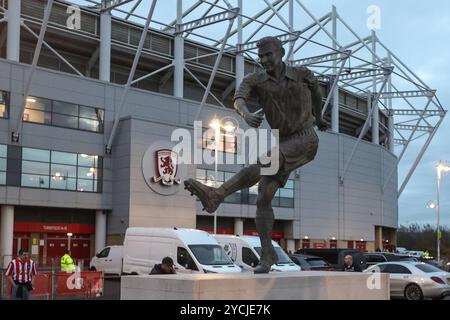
xmin=0 ymin=0 xmax=445 ymax=267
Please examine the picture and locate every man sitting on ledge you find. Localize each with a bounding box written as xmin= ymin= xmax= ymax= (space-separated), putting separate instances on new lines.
xmin=150 ymin=257 xmax=176 ymax=275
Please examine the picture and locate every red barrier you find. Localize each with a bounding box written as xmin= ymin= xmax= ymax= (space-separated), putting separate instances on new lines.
xmin=55 ymin=271 xmax=103 ymax=297
xmin=5 ymin=272 xmax=52 ymax=299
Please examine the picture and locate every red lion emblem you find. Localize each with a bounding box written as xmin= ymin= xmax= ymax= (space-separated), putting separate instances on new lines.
xmin=160 ymin=156 xmax=174 ymax=176
xmin=152 ymin=149 xmax=181 ymax=186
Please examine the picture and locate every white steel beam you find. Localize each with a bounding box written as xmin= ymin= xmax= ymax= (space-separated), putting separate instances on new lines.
xmin=106 ymin=0 xmax=158 ymax=153
xmin=292 ymin=50 xmax=351 ymax=67
xmin=378 ymin=90 xmax=435 ymax=99
xmin=395 ymin=124 xmax=434 ymax=132
xmin=176 ymin=8 xmax=239 ymax=34
xmin=13 ymin=0 xmax=54 ymax=143
xmin=212 ymin=0 xmax=285 ymax=46
xmin=6 ymin=0 xmax=20 ymax=61
xmin=194 ymin=14 xmax=237 ymax=120
xmin=371 ymin=30 xmax=379 ymax=145
xmin=398 ymin=115 xmax=445 ymax=197
xmin=21 ymin=24 xmax=84 ymax=77
xmin=125 ymin=0 xmax=143 ymax=20
xmin=100 ymin=10 xmax=112 ymax=81
xmin=183 ymin=0 xmax=219 ymax=39
xmin=331 ymin=5 xmax=339 ymax=133
xmin=235 ymin=0 xmax=244 ymax=90
xmin=101 ymin=0 xmax=134 ymax=12
xmin=392 ymin=109 xmax=445 ymax=116
xmin=174 ymin=0 xmax=184 ymax=98
xmin=340 ymin=77 xmax=389 ymax=182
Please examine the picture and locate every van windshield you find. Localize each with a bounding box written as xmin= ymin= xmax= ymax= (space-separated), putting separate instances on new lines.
xmin=188 ymin=245 xmax=234 ymax=266
xmin=254 ymin=247 xmax=292 ymax=264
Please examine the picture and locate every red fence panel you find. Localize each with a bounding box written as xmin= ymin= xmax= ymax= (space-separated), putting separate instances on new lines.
xmin=5 ymin=272 xmax=52 ymax=299
xmin=55 ymin=271 xmax=103 ymax=297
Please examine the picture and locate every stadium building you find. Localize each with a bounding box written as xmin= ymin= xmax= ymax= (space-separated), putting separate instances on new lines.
xmin=0 ymin=0 xmax=445 ymax=267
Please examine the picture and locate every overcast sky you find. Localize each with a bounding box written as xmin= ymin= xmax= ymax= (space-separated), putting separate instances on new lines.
xmin=74 ymin=0 xmax=450 ymax=227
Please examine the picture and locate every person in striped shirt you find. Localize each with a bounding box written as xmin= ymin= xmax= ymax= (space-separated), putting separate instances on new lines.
xmin=5 ymin=249 xmax=37 ymax=300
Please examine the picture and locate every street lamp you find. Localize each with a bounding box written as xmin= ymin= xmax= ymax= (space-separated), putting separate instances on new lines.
xmin=67 ymin=232 xmax=73 ymax=251
xmin=208 ymin=117 xmax=236 ymax=235
xmin=432 ymin=161 xmax=450 ymax=263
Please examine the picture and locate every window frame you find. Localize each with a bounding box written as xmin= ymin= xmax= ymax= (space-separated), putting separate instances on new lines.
xmin=20 ymin=147 xmax=102 ymax=193
xmin=24 ymin=96 xmax=105 ymax=133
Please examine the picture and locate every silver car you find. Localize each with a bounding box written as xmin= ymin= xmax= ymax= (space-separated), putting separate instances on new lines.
xmin=364 ymin=262 xmax=450 ymax=300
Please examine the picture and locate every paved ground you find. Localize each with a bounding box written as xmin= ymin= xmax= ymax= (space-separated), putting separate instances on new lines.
xmin=100 ymin=276 xmax=121 ymax=300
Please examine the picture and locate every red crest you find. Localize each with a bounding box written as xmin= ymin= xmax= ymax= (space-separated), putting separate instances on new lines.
xmin=152 ymin=149 xmax=181 ymax=186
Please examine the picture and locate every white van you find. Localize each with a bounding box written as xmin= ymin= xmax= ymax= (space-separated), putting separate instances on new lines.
xmin=90 ymin=245 xmax=123 ymax=276
xmin=122 ymin=227 xmax=242 ymax=274
xmin=214 ymin=235 xmax=301 ymax=272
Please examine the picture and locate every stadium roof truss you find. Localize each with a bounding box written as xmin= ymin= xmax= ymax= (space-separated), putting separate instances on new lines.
xmin=0 ymin=0 xmax=446 ymax=198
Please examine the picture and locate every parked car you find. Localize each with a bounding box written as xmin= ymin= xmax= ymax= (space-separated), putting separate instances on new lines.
xmin=123 ymin=227 xmax=242 ymax=275
xmin=364 ymin=262 xmax=450 ymax=300
xmin=90 ymin=245 xmax=123 ymax=276
xmin=419 ymin=257 xmax=444 ymax=270
xmin=297 ymin=248 xmax=366 ymax=271
xmin=289 ymin=254 xmax=337 ymax=271
xmin=364 ymin=252 xmax=418 ymax=267
xmin=214 ymin=235 xmax=301 ymax=272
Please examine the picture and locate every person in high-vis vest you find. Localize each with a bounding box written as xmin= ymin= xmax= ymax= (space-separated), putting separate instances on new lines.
xmin=61 ymin=251 xmax=76 ymax=272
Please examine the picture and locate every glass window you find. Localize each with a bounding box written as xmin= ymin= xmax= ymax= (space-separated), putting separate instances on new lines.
xmin=0 ymin=91 xmax=9 ymax=118
xmin=177 ymin=247 xmax=198 ymax=271
xmin=51 ymin=151 xmax=77 ymax=165
xmin=79 ymin=106 xmax=103 ymax=120
xmin=0 ymin=144 xmax=7 ymax=185
xmin=21 ymin=174 xmax=49 ymax=188
xmin=79 ymin=118 xmax=100 ymax=132
xmin=188 ymin=245 xmax=233 ymax=265
xmin=51 ymin=164 xmax=77 ymax=178
xmin=0 ymin=172 xmax=5 ymax=185
xmin=23 ymin=97 xmax=104 ymax=133
xmin=415 ymin=263 xmax=443 ymax=273
xmin=52 ymin=101 xmax=78 ymax=116
xmin=23 ymin=109 xmax=51 ymax=124
xmin=23 ymin=148 xmax=50 ymax=162
xmin=77 ymin=179 xmax=95 ymax=192
xmin=22 ymin=160 xmax=49 ymax=175
xmin=52 ymin=113 xmax=78 ymax=129
xmin=196 ymin=169 xmax=206 ymax=182
xmin=25 ymin=97 xmax=52 ymax=112
xmin=97 ymin=247 xmax=110 ymax=258
xmin=78 ymin=154 xmax=97 ymax=167
xmin=0 ymin=145 xmax=6 ymax=161
xmin=242 ymin=247 xmax=259 ymax=267
xmin=385 ymin=264 xmax=412 ymax=274
xmin=50 ymin=177 xmax=76 ymax=190
xmin=0 ymin=158 xmax=6 ymax=172
xmin=21 ymin=147 xmax=101 ymax=193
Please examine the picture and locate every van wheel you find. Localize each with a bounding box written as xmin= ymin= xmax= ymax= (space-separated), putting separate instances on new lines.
xmin=131 ymin=272 xmax=138 ymax=275
xmin=89 ymin=267 xmax=96 ymax=272
xmin=404 ymin=284 xmax=423 ymax=300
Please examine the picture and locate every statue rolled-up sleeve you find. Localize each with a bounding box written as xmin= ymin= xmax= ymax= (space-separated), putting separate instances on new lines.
xmin=303 ymin=68 xmax=320 ymax=92
xmin=233 ymin=73 xmax=258 ymax=102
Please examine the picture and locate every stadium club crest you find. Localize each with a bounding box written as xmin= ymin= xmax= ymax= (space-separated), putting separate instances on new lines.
xmin=152 ymin=149 xmax=181 ymax=186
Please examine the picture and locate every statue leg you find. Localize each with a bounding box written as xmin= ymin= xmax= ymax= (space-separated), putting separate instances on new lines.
xmin=184 ymin=164 xmax=261 ymax=213
xmin=253 ymin=176 xmax=281 ymax=274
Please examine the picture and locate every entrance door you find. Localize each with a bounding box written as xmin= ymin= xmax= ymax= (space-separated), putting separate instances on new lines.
xmin=71 ymin=238 xmax=91 ymax=266
xmin=47 ymin=237 xmax=68 ymax=268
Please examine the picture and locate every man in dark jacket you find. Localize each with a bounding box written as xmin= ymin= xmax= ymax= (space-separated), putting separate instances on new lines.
xmin=342 ymin=255 xmax=355 ymax=272
xmin=150 ymin=257 xmax=176 ymax=274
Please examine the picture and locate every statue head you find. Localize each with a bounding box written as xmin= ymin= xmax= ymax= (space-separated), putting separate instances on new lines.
xmin=256 ymin=36 xmax=285 ymax=73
